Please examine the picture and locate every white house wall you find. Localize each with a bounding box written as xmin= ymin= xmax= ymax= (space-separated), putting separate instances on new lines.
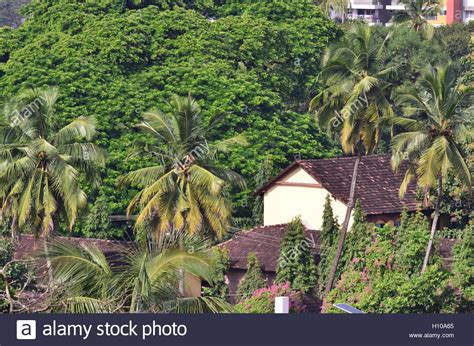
xmin=263 ymin=167 xmax=352 ymax=230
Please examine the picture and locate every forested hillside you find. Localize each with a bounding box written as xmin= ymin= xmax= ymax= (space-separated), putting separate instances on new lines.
xmin=0 ymin=0 xmax=342 ymax=236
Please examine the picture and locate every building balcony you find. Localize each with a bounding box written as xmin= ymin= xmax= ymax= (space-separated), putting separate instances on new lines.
xmin=350 ymin=0 xmax=385 ymax=9
xmin=347 ymin=13 xmax=383 ymax=23
xmin=386 ymin=0 xmax=406 ymax=10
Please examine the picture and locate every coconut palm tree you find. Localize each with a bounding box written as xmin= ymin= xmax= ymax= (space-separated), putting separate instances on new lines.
xmin=390 ymin=0 xmax=441 ymax=40
xmin=119 ymin=94 xmax=246 ymax=240
xmin=0 ymin=87 xmax=105 ymax=283
xmin=309 ymin=24 xmax=395 ymax=295
xmin=319 ymin=0 xmax=350 ymax=23
xmin=0 ymin=87 xmax=105 ymax=237
xmin=391 ymin=62 xmax=472 ymax=273
xmin=45 ymin=232 xmax=233 ymax=313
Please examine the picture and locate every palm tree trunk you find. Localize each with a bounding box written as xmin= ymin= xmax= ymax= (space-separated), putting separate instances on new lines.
xmin=43 ymin=237 xmax=54 ymax=284
xmin=324 ymin=151 xmax=361 ymax=295
xmin=178 ymin=219 xmax=187 ymax=296
xmin=10 ymin=214 xmax=19 ymax=244
xmin=44 ymin=219 xmax=56 ymax=285
xmin=421 ymin=175 xmax=442 ymax=273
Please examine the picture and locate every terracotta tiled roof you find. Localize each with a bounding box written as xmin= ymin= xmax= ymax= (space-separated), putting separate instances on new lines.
xmin=219 ymin=224 xmax=321 ymax=272
xmin=14 ymin=235 xmax=129 ymax=260
xmin=257 ymin=154 xmax=421 ymax=215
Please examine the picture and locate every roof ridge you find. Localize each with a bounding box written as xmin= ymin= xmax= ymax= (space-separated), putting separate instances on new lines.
xmin=20 ymin=234 xmax=129 ymax=244
xmin=298 ymin=153 xmax=390 ymax=163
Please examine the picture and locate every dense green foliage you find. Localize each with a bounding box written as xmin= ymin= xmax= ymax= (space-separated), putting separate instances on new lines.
xmin=438 ymin=23 xmax=472 ymax=61
xmin=235 ymin=282 xmax=305 ymax=313
xmin=323 ymin=212 xmax=472 ymax=313
xmin=317 ymin=195 xmax=339 ymax=296
xmin=0 ymin=0 xmax=341 ymax=237
xmin=203 ymin=247 xmax=230 ymax=300
xmin=448 ymin=224 xmax=473 ymax=312
xmin=337 ymin=201 xmax=372 ymax=275
xmin=236 ymin=252 xmax=265 ymax=302
xmin=0 ymin=236 xmax=35 ymax=312
xmin=275 ymin=217 xmax=317 ymax=293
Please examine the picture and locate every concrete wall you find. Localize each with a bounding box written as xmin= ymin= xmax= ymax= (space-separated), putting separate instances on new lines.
xmin=263 ymin=167 xmax=352 ymax=230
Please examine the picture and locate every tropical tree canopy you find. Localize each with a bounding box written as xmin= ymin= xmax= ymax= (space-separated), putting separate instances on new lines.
xmin=390 ymin=0 xmax=441 ymax=39
xmin=0 ymin=1 xmax=341 ymax=232
xmin=391 ymin=62 xmax=473 ymax=196
xmin=0 ymin=88 xmax=105 ymax=236
xmin=119 ymin=94 xmax=246 ymax=239
xmin=310 ymin=24 xmax=395 ymax=155
xmin=44 ymin=232 xmax=232 ymax=313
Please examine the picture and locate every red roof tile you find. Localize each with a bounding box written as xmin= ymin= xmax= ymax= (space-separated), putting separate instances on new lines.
xmin=219 ymin=224 xmax=320 ymax=272
xmin=257 ymin=154 xmax=421 ymax=215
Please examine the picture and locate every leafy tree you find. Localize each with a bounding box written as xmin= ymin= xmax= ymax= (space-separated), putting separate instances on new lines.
xmin=276 ymin=216 xmax=317 ymax=293
xmin=250 ymin=157 xmax=274 ymax=225
xmin=236 ymin=252 xmax=265 ymax=302
xmin=390 ymin=0 xmax=440 ymax=39
xmin=203 ymin=247 xmax=230 ymax=300
xmin=374 ymin=26 xmax=450 ymax=86
xmin=322 ymin=214 xmax=453 ymax=313
xmin=0 ymin=87 xmax=105 ymax=237
xmin=337 ymin=200 xmax=372 ymax=277
xmin=75 ymin=194 xmax=120 ymax=239
xmin=437 ymin=23 xmax=472 ymax=60
xmin=447 ymin=224 xmax=473 ymax=312
xmin=119 ymin=94 xmax=246 ymax=239
xmin=0 ymin=236 xmax=35 ymax=312
xmin=45 ymin=234 xmax=232 ymax=313
xmin=317 ymin=195 xmax=339 ymax=296
xmin=391 ymin=62 xmax=472 ymax=273
xmin=0 ymin=1 xmax=340 ymax=234
xmin=310 ymin=24 xmax=395 ymax=294
xmin=394 ymin=210 xmax=430 ymax=275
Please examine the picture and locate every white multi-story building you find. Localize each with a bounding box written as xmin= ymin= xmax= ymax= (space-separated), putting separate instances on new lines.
xmin=344 ymin=0 xmax=473 ymax=25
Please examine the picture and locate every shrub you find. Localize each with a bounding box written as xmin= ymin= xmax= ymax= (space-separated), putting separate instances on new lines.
xmin=235 ymin=282 xmax=306 ymax=313
xmin=317 ymin=195 xmax=339 ymax=296
xmin=202 ymin=247 xmax=230 ymax=300
xmin=236 ymin=252 xmax=266 ymax=302
xmin=337 ymin=200 xmax=372 ymax=277
xmin=394 ymin=211 xmax=431 ymax=275
xmin=0 ymin=237 xmax=35 ymax=312
xmin=275 ymin=216 xmax=317 ymax=293
xmin=447 ymin=225 xmax=474 ymax=312
xmin=322 ymin=212 xmax=466 ymax=313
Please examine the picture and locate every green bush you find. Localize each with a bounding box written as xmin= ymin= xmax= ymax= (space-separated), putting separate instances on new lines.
xmin=317 ymin=195 xmax=339 ymax=297
xmin=236 ymin=252 xmax=266 ymax=302
xmin=322 ymin=212 xmax=471 ymax=313
xmin=0 ymin=0 xmax=341 ymax=235
xmin=275 ymin=216 xmax=317 ymax=293
xmin=202 ymin=247 xmax=230 ymax=300
xmin=235 ymin=282 xmax=306 ymax=313
xmin=0 ymin=237 xmax=35 ymax=313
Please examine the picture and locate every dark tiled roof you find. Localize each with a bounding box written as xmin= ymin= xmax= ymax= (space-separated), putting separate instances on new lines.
xmin=257 ymin=154 xmax=420 ymax=215
xmin=14 ymin=235 xmax=129 ymax=260
xmin=219 ymin=224 xmax=321 ymax=272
